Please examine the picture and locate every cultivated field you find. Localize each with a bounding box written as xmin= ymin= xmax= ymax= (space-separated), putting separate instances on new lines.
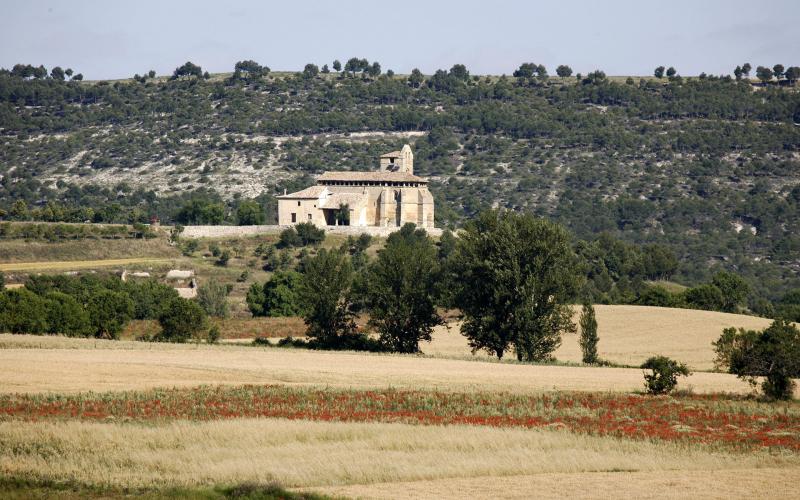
xmin=428 ymin=305 xmax=775 ymax=371
xmin=0 ymin=306 xmax=797 ymax=498
xmin=0 ymin=334 xmax=766 ymax=395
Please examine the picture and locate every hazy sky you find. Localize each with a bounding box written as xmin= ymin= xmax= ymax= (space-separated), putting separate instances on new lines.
xmin=1 ymin=0 xmax=798 ymax=80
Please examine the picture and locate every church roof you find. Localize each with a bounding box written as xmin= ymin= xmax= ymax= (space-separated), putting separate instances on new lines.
xmin=317 ymin=171 xmax=427 ymax=183
xmin=380 ymin=150 xmax=402 ymax=158
xmin=277 ymin=185 xmax=327 ymax=199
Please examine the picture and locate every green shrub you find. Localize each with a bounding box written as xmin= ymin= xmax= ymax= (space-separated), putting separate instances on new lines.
xmin=713 ymin=320 xmax=800 ymax=400
xmin=196 ymin=279 xmax=230 ymax=318
xmin=157 ymin=297 xmax=208 ymax=343
xmin=207 ymin=324 xmax=220 ymax=344
xmin=641 ymin=356 xmax=691 ymax=395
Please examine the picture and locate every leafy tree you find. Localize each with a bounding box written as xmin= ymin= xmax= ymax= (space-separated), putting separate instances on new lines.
xmin=87 ymin=289 xmax=134 ymax=339
xmin=72 ymin=73 xmax=83 ymax=81
xmin=247 ymin=271 xmax=304 ymax=317
xmin=367 ymin=224 xmax=443 ymax=353
xmin=245 ymin=282 xmax=266 ymax=316
xmin=124 ymin=280 xmax=178 ymax=319
xmin=278 ymin=226 xmax=302 ymax=248
xmin=295 ymin=222 xmax=325 ymax=246
xmin=157 ymin=297 xmax=208 ymax=342
xmin=50 ymin=66 xmax=65 ymax=81
xmin=684 ymin=284 xmax=724 ymax=311
xmin=733 ymin=65 xmax=743 ymax=80
xmin=0 ymin=289 xmax=49 ymax=334
xmin=321 ymin=64 xmax=330 ymax=74
xmin=742 ymin=62 xmax=752 ymax=76
xmin=298 ymin=249 xmax=356 ymax=347
xmin=449 ymin=64 xmax=469 ymax=81
xmin=455 ymin=210 xmax=580 ymax=361
xmin=332 ymin=60 xmax=341 ymax=72
xmin=785 ymin=66 xmax=800 ymax=84
xmin=772 ymin=64 xmax=784 ymax=80
xmin=176 ymin=199 xmax=225 ymax=225
xmin=714 ymin=320 xmax=800 ymax=400
xmin=147 ymin=70 xmax=155 ymax=78
xmin=196 ymin=278 xmax=229 ymax=318
xmin=0 ymin=272 xmax=5 ymax=290
xmin=233 ymin=60 xmax=267 ymax=80
xmin=756 ymin=66 xmax=774 ymax=83
xmin=171 ymin=61 xmax=203 ymax=80
xmin=556 ymin=65 xmax=572 ymax=78
xmin=579 ymin=302 xmax=599 ymax=364
xmin=216 ymin=249 xmax=230 ymax=266
xmin=666 ymin=66 xmax=677 ymax=78
xmin=368 ymin=61 xmax=381 ymax=78
xmin=711 ymin=271 xmax=749 ymax=313
xmin=236 ymin=200 xmax=265 ymax=225
xmin=302 ymin=63 xmax=319 ymax=79
xmin=641 ymin=356 xmax=690 ymax=394
xmin=44 ymin=291 xmax=91 ymax=336
xmin=654 ymin=66 xmax=665 ymax=78
xmin=408 ymin=68 xmax=424 ymax=88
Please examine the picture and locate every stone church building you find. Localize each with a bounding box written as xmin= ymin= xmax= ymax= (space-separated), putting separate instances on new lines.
xmin=277 ymin=145 xmax=434 ymax=229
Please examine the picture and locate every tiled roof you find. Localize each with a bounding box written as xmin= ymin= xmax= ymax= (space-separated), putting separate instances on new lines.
xmin=277 ymin=186 xmax=328 ymax=199
xmin=317 ymin=171 xmax=427 ymax=183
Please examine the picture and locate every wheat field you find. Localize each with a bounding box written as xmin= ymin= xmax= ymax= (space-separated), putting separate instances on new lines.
xmin=0 ymin=334 xmax=763 ymax=395
xmin=2 ymin=418 xmax=797 ymax=496
xmin=427 ymin=305 xmax=775 ymax=371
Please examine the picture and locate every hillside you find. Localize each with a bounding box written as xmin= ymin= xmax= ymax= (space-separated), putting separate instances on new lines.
xmin=1 ymin=65 xmax=800 ymax=301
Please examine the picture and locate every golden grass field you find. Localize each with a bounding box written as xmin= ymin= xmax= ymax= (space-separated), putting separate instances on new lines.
xmin=427 ymin=305 xmax=775 ymax=371
xmin=0 ymin=334 xmax=766 ymax=396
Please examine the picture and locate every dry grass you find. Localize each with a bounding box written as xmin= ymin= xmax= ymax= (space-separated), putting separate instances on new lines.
xmin=427 ymin=305 xmax=775 ymax=371
xmin=0 ymin=237 xmax=179 ymax=263
xmin=0 ymin=257 xmax=173 ymax=272
xmin=310 ymin=468 xmax=800 ymax=500
xmin=0 ymin=334 xmax=769 ymax=396
xmin=1 ymin=418 xmax=797 ymax=491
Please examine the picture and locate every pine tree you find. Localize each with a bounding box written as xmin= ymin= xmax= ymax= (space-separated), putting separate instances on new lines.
xmin=579 ymin=302 xmax=599 ymax=364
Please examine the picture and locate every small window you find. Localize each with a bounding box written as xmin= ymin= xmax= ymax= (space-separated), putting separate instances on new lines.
xmin=308 ymin=214 xmax=312 ymax=220
xmin=297 ymin=201 xmax=301 ymax=206
xmin=291 ymin=213 xmax=296 ymax=223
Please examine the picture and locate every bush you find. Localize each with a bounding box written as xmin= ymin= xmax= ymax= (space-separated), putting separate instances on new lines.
xmin=641 ymin=356 xmax=691 ymax=395
xmin=247 ymin=271 xmax=304 ymax=317
xmin=278 ymin=227 xmax=302 ymax=248
xmin=157 ymin=297 xmax=208 ymax=343
xmin=713 ymin=320 xmax=800 ymax=400
xmin=217 ymin=250 xmax=231 ymax=266
xmin=196 ymin=279 xmax=230 ymax=318
xmin=207 ymin=324 xmax=220 ymax=344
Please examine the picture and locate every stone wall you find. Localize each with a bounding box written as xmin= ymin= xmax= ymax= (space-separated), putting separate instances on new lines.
xmin=180 ymin=224 xmax=443 ymax=239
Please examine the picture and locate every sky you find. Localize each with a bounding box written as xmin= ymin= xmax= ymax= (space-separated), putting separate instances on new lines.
xmin=1 ymin=0 xmax=798 ymax=80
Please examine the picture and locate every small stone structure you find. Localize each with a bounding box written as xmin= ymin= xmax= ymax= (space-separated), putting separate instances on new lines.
xmin=277 ymin=144 xmax=435 ymax=229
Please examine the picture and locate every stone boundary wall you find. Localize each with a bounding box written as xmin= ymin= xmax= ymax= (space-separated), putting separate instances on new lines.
xmin=180 ymin=225 xmax=443 ymax=239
